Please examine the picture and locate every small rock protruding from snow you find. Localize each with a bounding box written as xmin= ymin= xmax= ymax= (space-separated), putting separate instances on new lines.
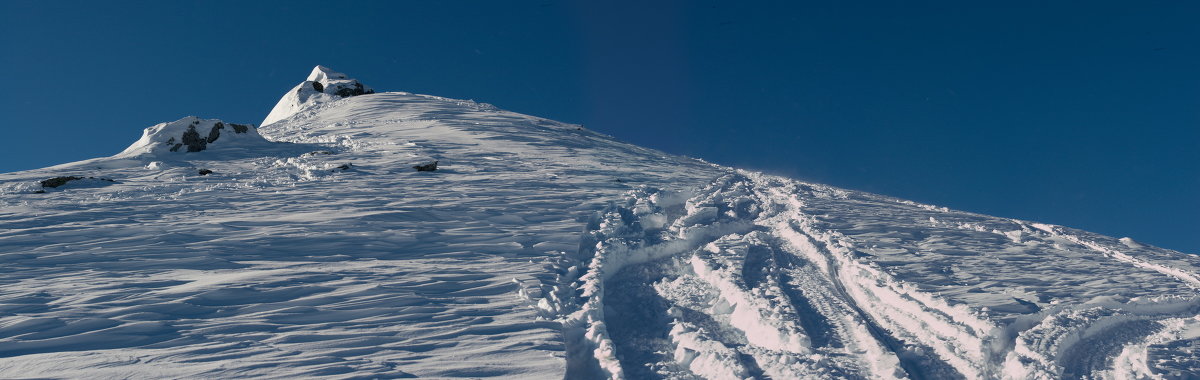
xmin=413 ymin=161 xmax=438 ymax=172
xmin=40 ymin=176 xmax=115 ymax=188
xmin=117 ymin=116 xmax=266 ymax=157
xmin=261 ymin=65 xmax=375 ymax=126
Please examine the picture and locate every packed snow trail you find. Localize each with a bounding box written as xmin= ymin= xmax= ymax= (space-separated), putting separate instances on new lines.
xmin=544 ymin=171 xmax=1200 ymax=379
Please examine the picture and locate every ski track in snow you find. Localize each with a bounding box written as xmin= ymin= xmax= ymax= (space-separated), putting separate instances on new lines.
xmin=3 ymin=68 xmax=1199 ymax=379
xmin=544 ymin=172 xmax=1200 ymax=380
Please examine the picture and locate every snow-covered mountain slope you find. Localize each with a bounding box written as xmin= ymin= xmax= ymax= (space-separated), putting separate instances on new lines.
xmin=1 ymin=66 xmax=1197 ymax=379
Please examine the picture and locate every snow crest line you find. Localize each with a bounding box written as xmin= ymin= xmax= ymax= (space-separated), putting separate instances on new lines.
xmin=1031 ymin=223 xmax=1200 ymax=289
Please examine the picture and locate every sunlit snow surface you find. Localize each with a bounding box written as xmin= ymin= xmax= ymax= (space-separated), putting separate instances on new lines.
xmin=2 ymin=72 xmax=1198 ymax=379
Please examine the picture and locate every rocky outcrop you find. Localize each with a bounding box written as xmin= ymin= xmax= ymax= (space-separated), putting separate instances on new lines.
xmin=118 ymin=117 xmax=267 ymax=157
xmin=334 ymin=82 xmax=373 ymax=98
xmin=165 ymin=121 xmax=255 ymax=152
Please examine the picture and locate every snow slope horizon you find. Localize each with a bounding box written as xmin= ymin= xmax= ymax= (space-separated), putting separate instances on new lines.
xmin=1 ymin=66 xmax=1198 ymax=379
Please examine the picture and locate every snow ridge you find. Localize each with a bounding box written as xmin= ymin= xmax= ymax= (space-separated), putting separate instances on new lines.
xmin=1031 ymin=223 xmax=1200 ymax=289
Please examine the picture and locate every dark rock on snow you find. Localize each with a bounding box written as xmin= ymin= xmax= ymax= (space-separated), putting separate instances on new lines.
xmin=181 ymin=126 xmax=207 ymax=152
xmin=167 ymin=121 xmax=253 ymax=153
xmin=413 ymin=161 xmax=438 ymax=172
xmin=334 ymin=82 xmax=373 ymax=98
xmin=40 ymin=176 xmax=84 ymax=188
xmin=40 ymin=176 xmax=115 ymax=188
xmin=206 ymin=122 xmax=224 ymax=144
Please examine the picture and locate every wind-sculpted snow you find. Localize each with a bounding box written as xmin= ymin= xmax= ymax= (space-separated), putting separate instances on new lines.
xmin=2 ymin=66 xmax=1198 ymax=379
xmin=540 ymin=172 xmax=1200 ymax=379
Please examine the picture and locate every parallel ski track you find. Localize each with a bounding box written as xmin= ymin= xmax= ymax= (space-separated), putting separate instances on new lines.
xmin=556 ymin=173 xmax=916 ymax=379
xmin=553 ymin=172 xmax=1200 ymax=379
xmin=752 ymin=175 xmax=957 ymax=380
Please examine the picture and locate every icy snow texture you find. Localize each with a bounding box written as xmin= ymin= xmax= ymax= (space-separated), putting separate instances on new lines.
xmin=2 ymin=66 xmax=1199 ymax=379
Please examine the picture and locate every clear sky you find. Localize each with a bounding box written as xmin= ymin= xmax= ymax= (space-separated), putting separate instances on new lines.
xmin=2 ymin=1 xmax=1197 ymax=253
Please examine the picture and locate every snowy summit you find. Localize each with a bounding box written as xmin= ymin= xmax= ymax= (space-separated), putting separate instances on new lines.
xmin=262 ymin=65 xmax=375 ymax=127
xmin=1 ymin=66 xmax=1198 ymax=379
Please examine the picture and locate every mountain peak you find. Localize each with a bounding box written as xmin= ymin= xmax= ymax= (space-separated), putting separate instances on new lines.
xmin=307 ymin=65 xmax=346 ymax=82
xmin=261 ymin=65 xmax=375 ymax=126
xmin=305 ymin=65 xmax=373 ymax=98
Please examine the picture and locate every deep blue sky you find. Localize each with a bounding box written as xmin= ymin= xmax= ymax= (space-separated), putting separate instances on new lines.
xmin=2 ymin=1 xmax=1197 ymax=253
